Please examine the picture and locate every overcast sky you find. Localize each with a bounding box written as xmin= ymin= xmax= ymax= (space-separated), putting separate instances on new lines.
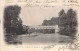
xmin=20 ymin=6 xmax=74 ymax=26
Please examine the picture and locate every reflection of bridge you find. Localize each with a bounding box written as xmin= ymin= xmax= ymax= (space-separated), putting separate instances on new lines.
xmin=28 ymin=25 xmax=59 ymax=33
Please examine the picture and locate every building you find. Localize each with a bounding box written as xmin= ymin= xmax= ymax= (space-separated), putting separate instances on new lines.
xmin=28 ymin=25 xmax=59 ymax=34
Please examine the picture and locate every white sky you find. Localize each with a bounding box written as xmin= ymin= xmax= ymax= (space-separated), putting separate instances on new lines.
xmin=20 ymin=6 xmax=74 ymax=26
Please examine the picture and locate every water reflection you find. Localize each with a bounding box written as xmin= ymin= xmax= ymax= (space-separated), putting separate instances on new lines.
xmin=5 ymin=33 xmax=76 ymax=44
xmin=5 ymin=34 xmax=22 ymax=44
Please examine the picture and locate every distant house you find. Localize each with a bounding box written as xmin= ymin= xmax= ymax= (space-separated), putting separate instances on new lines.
xmin=28 ymin=25 xmax=59 ymax=34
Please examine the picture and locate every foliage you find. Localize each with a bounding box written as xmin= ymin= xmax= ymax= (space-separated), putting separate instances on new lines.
xmin=42 ymin=17 xmax=58 ymax=26
xmin=59 ymin=9 xmax=77 ymax=36
xmin=4 ymin=5 xmax=23 ymax=34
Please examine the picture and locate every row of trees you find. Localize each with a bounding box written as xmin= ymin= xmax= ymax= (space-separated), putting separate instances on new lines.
xmin=59 ymin=9 xmax=77 ymax=28
xmin=4 ymin=5 xmax=23 ymax=34
xmin=42 ymin=17 xmax=58 ymax=26
xmin=58 ymin=9 xmax=77 ymax=36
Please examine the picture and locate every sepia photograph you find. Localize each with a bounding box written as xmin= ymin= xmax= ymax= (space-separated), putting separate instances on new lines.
xmin=3 ymin=5 xmax=78 ymax=45
xmin=3 ymin=5 xmax=78 ymax=44
xmin=1 ymin=0 xmax=80 ymax=51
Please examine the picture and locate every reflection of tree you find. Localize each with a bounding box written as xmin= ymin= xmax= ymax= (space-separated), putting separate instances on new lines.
xmin=4 ymin=5 xmax=23 ymax=34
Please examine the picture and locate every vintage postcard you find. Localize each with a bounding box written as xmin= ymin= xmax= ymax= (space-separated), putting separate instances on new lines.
xmin=0 ymin=0 xmax=80 ymax=51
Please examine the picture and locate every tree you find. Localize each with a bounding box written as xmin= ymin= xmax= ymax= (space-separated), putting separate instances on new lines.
xmin=42 ymin=20 xmax=48 ymax=26
xmin=50 ymin=17 xmax=58 ymax=25
xmin=67 ymin=9 xmax=77 ymax=28
xmin=59 ymin=9 xmax=77 ymax=36
xmin=4 ymin=5 xmax=23 ymax=34
xmin=42 ymin=17 xmax=58 ymax=26
xmin=58 ymin=9 xmax=66 ymax=28
xmin=58 ymin=9 xmax=65 ymax=17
